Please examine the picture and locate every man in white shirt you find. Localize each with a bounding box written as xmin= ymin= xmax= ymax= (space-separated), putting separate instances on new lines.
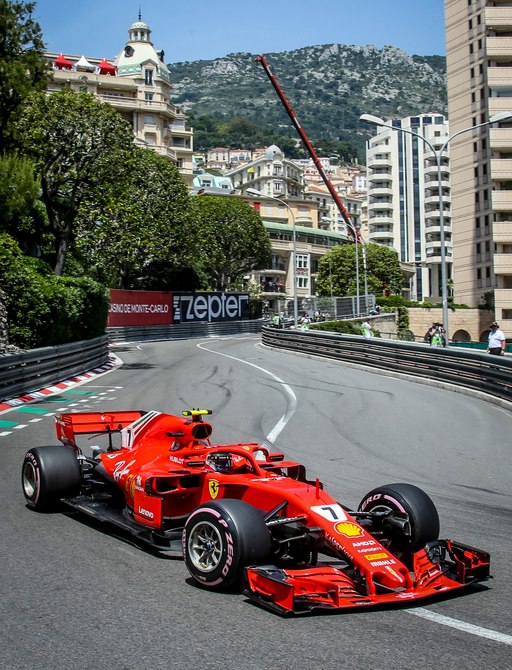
xmin=487 ymin=321 xmax=506 ymax=356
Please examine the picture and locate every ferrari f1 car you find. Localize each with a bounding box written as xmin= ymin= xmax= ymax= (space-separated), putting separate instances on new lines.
xmin=21 ymin=408 xmax=490 ymax=615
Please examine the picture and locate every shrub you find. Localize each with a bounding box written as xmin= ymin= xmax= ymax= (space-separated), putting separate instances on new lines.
xmin=0 ymin=234 xmax=109 ymax=348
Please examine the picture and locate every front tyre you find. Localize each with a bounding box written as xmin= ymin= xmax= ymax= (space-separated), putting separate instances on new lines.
xmin=22 ymin=446 xmax=81 ymax=511
xmin=358 ymin=483 xmax=440 ymax=556
xmin=183 ymin=499 xmax=271 ymax=590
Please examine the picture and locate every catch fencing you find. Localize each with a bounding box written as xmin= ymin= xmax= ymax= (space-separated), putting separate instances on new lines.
xmin=261 ymin=326 xmax=512 ymax=405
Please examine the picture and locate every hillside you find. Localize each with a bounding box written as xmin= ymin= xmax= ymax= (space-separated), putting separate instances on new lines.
xmin=168 ymin=44 xmax=447 ymax=155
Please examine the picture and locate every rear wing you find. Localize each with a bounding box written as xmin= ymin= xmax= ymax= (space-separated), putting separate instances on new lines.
xmin=56 ymin=411 xmax=146 ymax=447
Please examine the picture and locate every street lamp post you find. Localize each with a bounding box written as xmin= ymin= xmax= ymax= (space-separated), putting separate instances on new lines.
xmin=246 ymin=188 xmax=298 ymax=328
xmin=360 ymin=111 xmax=512 ymax=341
xmin=322 ymin=216 xmax=368 ymax=316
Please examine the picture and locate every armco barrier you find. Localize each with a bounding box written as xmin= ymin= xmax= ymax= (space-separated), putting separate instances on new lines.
xmin=261 ymin=326 xmax=512 ymax=405
xmin=0 ymin=336 xmax=109 ymax=401
xmin=106 ymin=320 xmax=263 ymax=342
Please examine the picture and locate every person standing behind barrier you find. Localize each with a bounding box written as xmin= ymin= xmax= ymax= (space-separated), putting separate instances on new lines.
xmin=487 ymin=321 xmax=506 ymax=356
xmin=430 ymin=323 xmax=446 ymax=348
xmin=361 ymin=319 xmax=373 ymax=338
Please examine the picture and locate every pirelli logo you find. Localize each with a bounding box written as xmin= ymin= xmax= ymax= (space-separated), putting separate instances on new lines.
xmin=365 ymin=553 xmax=389 ymax=561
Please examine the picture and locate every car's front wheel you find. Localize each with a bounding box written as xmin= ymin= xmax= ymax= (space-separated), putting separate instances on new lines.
xmin=358 ymin=483 xmax=440 ymax=561
xmin=22 ymin=446 xmax=82 ymax=511
xmin=183 ymin=499 xmax=271 ymax=590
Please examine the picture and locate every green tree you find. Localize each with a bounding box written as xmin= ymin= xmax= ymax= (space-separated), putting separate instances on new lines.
xmin=0 ymin=152 xmax=48 ymax=254
xmin=0 ymin=0 xmax=49 ymax=148
xmin=74 ymin=146 xmax=193 ymax=289
xmin=15 ymin=89 xmax=135 ymax=275
xmin=191 ymin=196 xmax=271 ymax=291
xmin=317 ymin=242 xmax=403 ymax=297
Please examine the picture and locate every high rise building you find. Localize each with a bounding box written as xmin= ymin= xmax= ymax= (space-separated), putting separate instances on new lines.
xmin=445 ymin=0 xmax=512 ymax=330
xmin=366 ymin=114 xmax=452 ymax=302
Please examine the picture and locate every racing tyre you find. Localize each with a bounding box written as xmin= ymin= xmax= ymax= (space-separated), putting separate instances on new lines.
xmin=358 ymin=483 xmax=440 ymax=556
xmin=22 ymin=446 xmax=81 ymax=511
xmin=183 ymin=499 xmax=271 ymax=590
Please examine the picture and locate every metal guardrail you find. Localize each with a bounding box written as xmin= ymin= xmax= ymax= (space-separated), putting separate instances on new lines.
xmin=0 ymin=336 xmax=110 ymax=401
xmin=261 ymin=326 xmax=512 ymax=405
xmin=107 ymin=320 xmax=263 ymax=342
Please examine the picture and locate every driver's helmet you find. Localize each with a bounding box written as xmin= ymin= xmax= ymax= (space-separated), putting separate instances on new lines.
xmin=206 ymin=452 xmax=233 ymax=474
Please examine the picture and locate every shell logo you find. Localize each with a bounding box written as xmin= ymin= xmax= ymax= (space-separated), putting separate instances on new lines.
xmin=335 ymin=522 xmax=362 ymax=538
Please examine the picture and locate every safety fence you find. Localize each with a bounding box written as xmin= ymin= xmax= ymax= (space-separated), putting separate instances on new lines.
xmin=0 ymin=336 xmax=110 ymax=402
xmin=261 ymin=326 xmax=512 ymax=405
xmin=106 ymin=319 xmax=263 ymax=342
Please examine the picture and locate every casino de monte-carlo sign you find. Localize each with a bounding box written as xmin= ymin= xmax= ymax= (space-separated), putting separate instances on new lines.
xmin=107 ymin=290 xmax=250 ymax=327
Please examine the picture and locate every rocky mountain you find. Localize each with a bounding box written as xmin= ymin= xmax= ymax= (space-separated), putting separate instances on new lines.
xmin=168 ymin=44 xmax=447 ymax=152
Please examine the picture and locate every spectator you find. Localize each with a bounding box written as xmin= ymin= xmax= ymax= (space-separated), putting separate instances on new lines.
xmin=361 ymin=320 xmax=373 ymax=338
xmin=430 ymin=323 xmax=446 ymax=348
xmin=487 ymin=321 xmax=506 ymax=356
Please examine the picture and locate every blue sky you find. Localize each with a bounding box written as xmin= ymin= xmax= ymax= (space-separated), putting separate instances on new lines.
xmin=35 ymin=0 xmax=446 ymax=64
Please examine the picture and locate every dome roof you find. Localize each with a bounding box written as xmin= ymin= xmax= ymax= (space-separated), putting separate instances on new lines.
xmin=130 ymin=20 xmax=149 ymax=31
xmin=265 ymin=144 xmax=283 ymax=160
xmin=114 ymin=15 xmax=170 ymax=82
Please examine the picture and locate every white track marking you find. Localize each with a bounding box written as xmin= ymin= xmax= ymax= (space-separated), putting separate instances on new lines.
xmin=196 ymin=341 xmax=296 ymax=443
xmin=198 ymin=339 xmax=510 ymax=647
xmin=410 ymin=608 xmax=512 ymax=646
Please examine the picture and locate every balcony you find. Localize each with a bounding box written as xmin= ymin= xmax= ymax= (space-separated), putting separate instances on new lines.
xmin=485 ymin=6 xmax=512 ymax=30
xmin=367 ymin=171 xmax=392 ymax=182
xmin=494 ymin=253 xmax=512 ymax=275
xmin=488 ymin=98 xmax=512 ymax=120
xmin=488 ymin=67 xmax=512 ymax=89
xmin=424 ymin=194 xmax=451 ymax=206
xmin=370 ymin=186 xmax=393 ymax=196
xmin=491 ymin=158 xmax=512 ymax=180
xmin=490 ymin=127 xmax=512 ymax=152
xmin=368 ymin=201 xmax=393 ymax=212
xmin=493 ymin=221 xmax=512 ymax=243
xmin=369 ymin=214 xmax=394 ymax=225
xmin=486 ymin=37 xmax=512 ymax=60
xmin=492 ymin=190 xmax=512 ymax=211
xmin=368 ymin=230 xmax=393 ymax=240
xmin=369 ymin=156 xmax=392 ymax=168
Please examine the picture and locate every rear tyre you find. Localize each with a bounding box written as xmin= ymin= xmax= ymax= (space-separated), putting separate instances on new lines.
xmin=358 ymin=483 xmax=440 ymax=557
xmin=183 ymin=499 xmax=271 ymax=590
xmin=22 ymin=446 xmax=81 ymax=511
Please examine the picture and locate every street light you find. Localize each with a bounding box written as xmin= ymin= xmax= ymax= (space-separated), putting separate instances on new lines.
xmin=322 ymin=216 xmax=369 ymax=316
xmin=246 ymin=188 xmax=298 ymax=328
xmin=360 ymin=111 xmax=512 ymax=341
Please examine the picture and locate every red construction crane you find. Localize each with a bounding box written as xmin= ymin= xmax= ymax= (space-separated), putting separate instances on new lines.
xmin=255 ymin=54 xmax=361 ymax=242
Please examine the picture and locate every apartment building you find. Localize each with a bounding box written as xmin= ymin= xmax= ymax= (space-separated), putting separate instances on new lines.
xmin=366 ymin=114 xmax=452 ymax=302
xmin=46 ymin=16 xmax=194 ymax=182
xmin=445 ymin=0 xmax=512 ymax=331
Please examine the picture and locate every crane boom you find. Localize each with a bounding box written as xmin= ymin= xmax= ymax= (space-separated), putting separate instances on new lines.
xmin=255 ymin=54 xmax=361 ymax=242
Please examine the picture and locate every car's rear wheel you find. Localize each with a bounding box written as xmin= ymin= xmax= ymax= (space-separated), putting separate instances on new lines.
xmin=183 ymin=499 xmax=271 ymax=590
xmin=22 ymin=446 xmax=82 ymax=511
xmin=358 ymin=483 xmax=440 ymax=560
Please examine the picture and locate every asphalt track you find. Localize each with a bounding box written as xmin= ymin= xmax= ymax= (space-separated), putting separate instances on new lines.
xmin=1 ymin=335 xmax=511 ymax=670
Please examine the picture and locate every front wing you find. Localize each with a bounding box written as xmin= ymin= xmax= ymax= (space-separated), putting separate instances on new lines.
xmin=245 ymin=539 xmax=490 ymax=615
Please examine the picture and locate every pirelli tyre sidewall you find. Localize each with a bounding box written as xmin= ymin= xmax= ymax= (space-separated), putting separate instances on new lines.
xmin=358 ymin=482 xmax=440 ymax=553
xmin=22 ymin=446 xmax=81 ymax=510
xmin=183 ymin=499 xmax=271 ymax=590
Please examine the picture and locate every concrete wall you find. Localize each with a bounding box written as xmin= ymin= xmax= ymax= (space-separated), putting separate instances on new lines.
xmin=407 ymin=308 xmax=494 ymax=342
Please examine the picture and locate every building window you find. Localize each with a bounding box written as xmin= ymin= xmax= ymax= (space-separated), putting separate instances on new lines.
xmin=144 ymin=69 xmax=153 ymax=86
xmin=145 ymin=93 xmax=153 ymax=102
xmin=296 ymin=276 xmax=309 ymax=289
xmin=296 ymin=254 xmax=309 ymax=269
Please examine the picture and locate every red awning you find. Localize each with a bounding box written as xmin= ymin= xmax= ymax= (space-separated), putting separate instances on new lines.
xmin=54 ymin=53 xmax=73 ymax=70
xmin=97 ymin=58 xmax=117 ymax=75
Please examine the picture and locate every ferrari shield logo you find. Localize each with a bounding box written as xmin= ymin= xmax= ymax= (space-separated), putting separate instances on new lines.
xmin=209 ymin=479 xmax=220 ymax=499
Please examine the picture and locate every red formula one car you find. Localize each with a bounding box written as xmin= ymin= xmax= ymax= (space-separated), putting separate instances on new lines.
xmin=21 ymin=408 xmax=490 ymax=615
